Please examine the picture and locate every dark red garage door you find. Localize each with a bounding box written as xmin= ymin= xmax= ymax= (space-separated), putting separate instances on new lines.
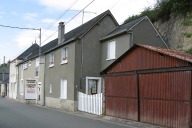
xmin=105 ymin=71 xmax=191 ymax=128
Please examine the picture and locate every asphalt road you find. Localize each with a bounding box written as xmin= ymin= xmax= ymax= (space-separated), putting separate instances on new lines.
xmin=0 ymin=97 xmax=130 ymax=128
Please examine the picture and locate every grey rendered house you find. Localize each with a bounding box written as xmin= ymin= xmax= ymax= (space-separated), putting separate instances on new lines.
xmin=100 ymin=16 xmax=169 ymax=70
xmin=43 ymin=10 xmax=118 ymax=111
xmin=9 ymin=44 xmax=39 ymax=100
xmin=16 ymin=43 xmax=42 ymax=102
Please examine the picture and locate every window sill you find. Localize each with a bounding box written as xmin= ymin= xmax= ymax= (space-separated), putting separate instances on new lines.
xmin=35 ymin=76 xmax=39 ymax=79
xmin=106 ymin=58 xmax=115 ymax=61
xmin=49 ymin=64 xmax=54 ymax=68
xmin=60 ymin=60 xmax=68 ymax=65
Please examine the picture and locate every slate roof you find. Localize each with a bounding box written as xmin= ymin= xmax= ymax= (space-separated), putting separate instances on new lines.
xmin=42 ymin=10 xmax=117 ymax=54
xmin=101 ymin=16 xmax=146 ymax=41
xmin=17 ymin=43 xmax=39 ymax=60
xmin=18 ymin=10 xmax=117 ymax=64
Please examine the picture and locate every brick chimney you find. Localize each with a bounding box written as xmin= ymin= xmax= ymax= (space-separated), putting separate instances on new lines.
xmin=58 ymin=22 xmax=65 ymax=45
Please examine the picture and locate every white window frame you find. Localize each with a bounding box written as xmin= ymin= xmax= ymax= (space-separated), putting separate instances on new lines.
xmin=36 ymin=57 xmax=39 ymax=67
xmin=60 ymin=79 xmax=67 ymax=99
xmin=106 ymin=40 xmax=116 ymax=60
xmin=85 ymin=77 xmax=101 ymax=94
xmin=35 ymin=57 xmax=40 ymax=77
xmin=49 ymin=53 xmax=54 ymax=68
xmin=23 ymin=63 xmax=28 ymax=70
xmin=49 ymin=84 xmax=52 ymax=94
xmin=61 ymin=47 xmax=68 ymax=64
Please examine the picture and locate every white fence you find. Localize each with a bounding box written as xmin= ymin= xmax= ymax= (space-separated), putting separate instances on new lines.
xmin=78 ymin=92 xmax=103 ymax=115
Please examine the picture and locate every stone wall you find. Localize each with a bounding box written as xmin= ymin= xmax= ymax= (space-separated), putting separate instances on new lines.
xmin=45 ymin=97 xmax=77 ymax=112
xmin=154 ymin=15 xmax=192 ymax=51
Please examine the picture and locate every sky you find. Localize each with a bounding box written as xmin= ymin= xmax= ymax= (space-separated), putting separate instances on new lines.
xmin=0 ymin=0 xmax=156 ymax=63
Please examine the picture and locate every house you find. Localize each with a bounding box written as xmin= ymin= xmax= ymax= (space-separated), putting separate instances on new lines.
xmin=101 ymin=44 xmax=192 ymax=128
xmin=13 ymin=43 xmax=40 ymax=102
xmin=100 ymin=16 xmax=169 ymax=71
xmin=9 ymin=44 xmax=39 ymax=99
xmin=43 ymin=10 xmax=118 ymax=111
xmin=0 ymin=63 xmax=9 ymax=97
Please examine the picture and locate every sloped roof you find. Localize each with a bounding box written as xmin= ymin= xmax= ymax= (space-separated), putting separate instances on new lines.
xmin=17 ymin=43 xmax=39 ymax=60
xmin=139 ymin=44 xmax=192 ymax=63
xmin=18 ymin=10 xmax=118 ymax=64
xmin=101 ymin=44 xmax=192 ymax=74
xmin=101 ymin=16 xmax=146 ymax=41
xmin=42 ymin=10 xmax=117 ymax=55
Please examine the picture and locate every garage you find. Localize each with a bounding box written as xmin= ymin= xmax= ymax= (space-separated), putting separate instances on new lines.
xmin=101 ymin=44 xmax=192 ymax=128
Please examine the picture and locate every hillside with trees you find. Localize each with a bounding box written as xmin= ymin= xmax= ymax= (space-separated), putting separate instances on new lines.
xmin=124 ymin=0 xmax=192 ymax=54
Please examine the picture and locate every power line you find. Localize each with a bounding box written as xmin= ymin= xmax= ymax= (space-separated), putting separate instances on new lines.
xmin=0 ymin=24 xmax=40 ymax=30
xmin=65 ymin=0 xmax=95 ymax=25
xmin=43 ymin=0 xmax=79 ymax=34
xmin=41 ymin=0 xmax=95 ymax=46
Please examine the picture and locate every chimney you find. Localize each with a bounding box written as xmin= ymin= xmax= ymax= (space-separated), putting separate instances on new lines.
xmin=58 ymin=22 xmax=65 ymax=45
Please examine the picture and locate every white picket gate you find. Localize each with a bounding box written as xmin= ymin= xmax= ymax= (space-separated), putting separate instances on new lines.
xmin=78 ymin=92 xmax=102 ymax=115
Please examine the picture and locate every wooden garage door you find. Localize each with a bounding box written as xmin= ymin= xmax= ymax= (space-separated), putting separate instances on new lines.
xmin=139 ymin=71 xmax=191 ymax=128
xmin=105 ymin=74 xmax=138 ymax=121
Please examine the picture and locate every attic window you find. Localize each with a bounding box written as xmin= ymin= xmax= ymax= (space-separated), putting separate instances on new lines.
xmin=107 ymin=40 xmax=116 ymax=60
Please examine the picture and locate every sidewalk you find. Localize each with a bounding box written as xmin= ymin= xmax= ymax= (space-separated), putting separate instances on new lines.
xmin=73 ymin=111 xmax=166 ymax=128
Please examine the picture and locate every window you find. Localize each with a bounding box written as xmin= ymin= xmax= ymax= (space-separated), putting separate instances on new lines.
xmin=35 ymin=67 xmax=39 ymax=77
xmin=35 ymin=58 xmax=39 ymax=77
xmin=49 ymin=53 xmax=54 ymax=67
xmin=88 ymin=79 xmax=98 ymax=95
xmin=60 ymin=79 xmax=67 ymax=99
xmin=49 ymin=84 xmax=52 ymax=94
xmin=36 ymin=58 xmax=39 ymax=67
xmin=107 ymin=40 xmax=116 ymax=60
xmin=61 ymin=47 xmax=68 ymax=64
xmin=86 ymin=77 xmax=101 ymax=95
xmin=23 ymin=63 xmax=28 ymax=70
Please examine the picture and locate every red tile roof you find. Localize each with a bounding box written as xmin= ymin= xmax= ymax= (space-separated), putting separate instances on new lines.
xmin=139 ymin=44 xmax=192 ymax=63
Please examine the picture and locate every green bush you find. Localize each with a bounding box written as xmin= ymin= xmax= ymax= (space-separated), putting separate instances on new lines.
xmin=186 ymin=47 xmax=192 ymax=54
xmin=124 ymin=0 xmax=192 ymax=24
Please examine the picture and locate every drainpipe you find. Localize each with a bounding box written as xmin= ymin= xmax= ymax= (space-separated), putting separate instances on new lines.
xmin=128 ymin=32 xmax=134 ymax=46
xmin=43 ymin=55 xmax=46 ymax=106
xmin=80 ymin=37 xmax=84 ymax=90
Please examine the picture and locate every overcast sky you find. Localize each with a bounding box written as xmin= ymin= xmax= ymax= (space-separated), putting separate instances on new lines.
xmin=0 ymin=0 xmax=156 ymax=63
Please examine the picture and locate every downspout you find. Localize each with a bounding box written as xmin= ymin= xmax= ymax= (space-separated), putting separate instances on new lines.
xmin=17 ymin=65 xmax=19 ymax=99
xmin=43 ymin=55 xmax=46 ymax=106
xmin=128 ymin=31 xmax=134 ymax=47
xmin=80 ymin=37 xmax=84 ymax=90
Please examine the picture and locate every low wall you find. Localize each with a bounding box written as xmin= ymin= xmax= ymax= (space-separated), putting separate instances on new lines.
xmin=45 ymin=97 xmax=77 ymax=112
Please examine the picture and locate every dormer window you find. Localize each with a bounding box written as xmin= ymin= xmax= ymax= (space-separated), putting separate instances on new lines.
xmin=107 ymin=40 xmax=116 ymax=60
xmin=61 ymin=47 xmax=68 ymax=64
xmin=49 ymin=52 xmax=54 ymax=68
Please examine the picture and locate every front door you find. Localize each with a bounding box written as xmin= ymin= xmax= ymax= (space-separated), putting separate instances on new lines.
xmin=88 ymin=79 xmax=98 ymax=95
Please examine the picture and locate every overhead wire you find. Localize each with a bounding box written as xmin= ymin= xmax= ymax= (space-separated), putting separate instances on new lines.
xmin=0 ymin=0 xmax=96 ymax=60
xmin=42 ymin=0 xmax=79 ymax=35
xmin=41 ymin=0 xmax=95 ymax=45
